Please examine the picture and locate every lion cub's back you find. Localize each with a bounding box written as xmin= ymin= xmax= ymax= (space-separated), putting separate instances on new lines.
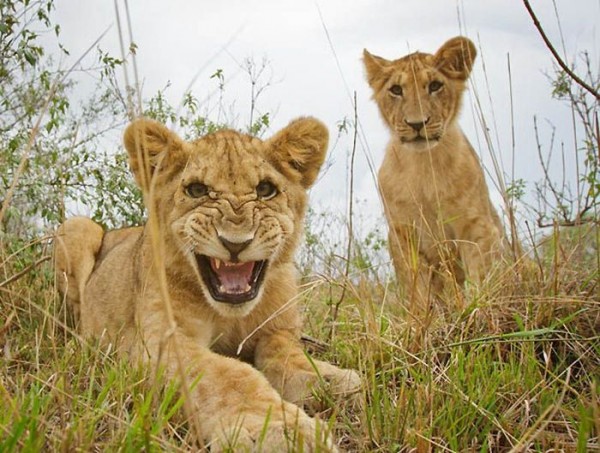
xmin=82 ymin=226 xmax=144 ymax=340
xmin=96 ymin=226 xmax=143 ymax=264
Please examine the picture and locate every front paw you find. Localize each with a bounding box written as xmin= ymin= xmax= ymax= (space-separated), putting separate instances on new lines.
xmin=209 ymin=402 xmax=337 ymax=452
xmin=304 ymin=362 xmax=362 ymax=414
xmin=325 ymin=366 xmax=362 ymax=397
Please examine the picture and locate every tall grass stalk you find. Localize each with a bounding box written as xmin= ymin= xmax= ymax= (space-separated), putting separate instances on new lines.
xmin=0 ymin=3 xmax=598 ymax=453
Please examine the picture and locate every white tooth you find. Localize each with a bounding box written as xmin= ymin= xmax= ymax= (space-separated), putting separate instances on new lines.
xmin=244 ymin=284 xmax=251 ymax=292
xmin=219 ymin=285 xmax=225 ymax=293
xmin=214 ymin=259 xmax=221 ymax=270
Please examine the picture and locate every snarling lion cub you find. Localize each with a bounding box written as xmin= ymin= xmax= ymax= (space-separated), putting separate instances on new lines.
xmin=55 ymin=118 xmax=360 ymax=451
xmin=363 ymin=37 xmax=506 ymax=310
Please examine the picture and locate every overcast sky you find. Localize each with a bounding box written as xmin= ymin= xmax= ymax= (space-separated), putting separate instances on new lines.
xmin=51 ymin=0 xmax=599 ymax=236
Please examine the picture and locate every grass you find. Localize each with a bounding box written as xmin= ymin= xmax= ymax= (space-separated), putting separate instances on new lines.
xmin=1 ymin=0 xmax=598 ymax=450
xmin=1 ymin=11 xmax=598 ymax=448
xmin=313 ymin=268 xmax=599 ymax=452
xmin=0 ymin=224 xmax=597 ymax=452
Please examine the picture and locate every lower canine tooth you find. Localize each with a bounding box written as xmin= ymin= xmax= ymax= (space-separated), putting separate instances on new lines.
xmin=244 ymin=284 xmax=251 ymax=292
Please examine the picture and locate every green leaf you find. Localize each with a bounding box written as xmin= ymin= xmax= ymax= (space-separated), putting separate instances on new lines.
xmin=23 ymin=50 xmax=37 ymax=66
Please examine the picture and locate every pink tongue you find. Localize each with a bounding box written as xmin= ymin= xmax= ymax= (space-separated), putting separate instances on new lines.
xmin=211 ymin=260 xmax=255 ymax=294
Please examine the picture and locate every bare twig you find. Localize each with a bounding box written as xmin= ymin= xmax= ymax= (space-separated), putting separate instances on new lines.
xmin=537 ymin=208 xmax=598 ymax=228
xmin=300 ymin=333 xmax=329 ymax=353
xmin=331 ymin=92 xmax=358 ymax=335
xmin=506 ymin=53 xmax=522 ymax=259
xmin=522 ymin=0 xmax=600 ymax=101
xmin=0 ymin=27 xmax=110 ymax=227
xmin=0 ymin=255 xmax=51 ymax=288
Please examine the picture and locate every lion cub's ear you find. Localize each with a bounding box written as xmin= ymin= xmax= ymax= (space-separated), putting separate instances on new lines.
xmin=266 ymin=117 xmax=329 ymax=188
xmin=363 ymin=49 xmax=391 ymax=91
xmin=434 ymin=36 xmax=477 ymax=81
xmin=123 ymin=119 xmax=184 ymax=189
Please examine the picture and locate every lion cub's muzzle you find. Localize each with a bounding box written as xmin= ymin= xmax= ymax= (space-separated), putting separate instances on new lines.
xmin=396 ymin=117 xmax=443 ymax=147
xmin=195 ymin=236 xmax=268 ymax=305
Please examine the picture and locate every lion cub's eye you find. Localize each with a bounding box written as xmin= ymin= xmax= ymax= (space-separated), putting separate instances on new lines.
xmin=185 ymin=182 xmax=209 ymax=198
xmin=428 ymin=80 xmax=444 ymax=93
xmin=256 ymin=180 xmax=278 ymax=200
xmin=389 ymin=84 xmax=403 ymax=96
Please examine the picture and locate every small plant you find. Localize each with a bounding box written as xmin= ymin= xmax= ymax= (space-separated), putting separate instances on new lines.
xmin=523 ymin=1 xmax=599 ymax=229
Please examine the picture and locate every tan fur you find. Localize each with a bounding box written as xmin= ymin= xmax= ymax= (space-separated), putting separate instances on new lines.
xmin=54 ymin=118 xmax=360 ymax=451
xmin=363 ymin=36 xmax=506 ymax=310
xmin=55 ymin=217 xmax=104 ymax=321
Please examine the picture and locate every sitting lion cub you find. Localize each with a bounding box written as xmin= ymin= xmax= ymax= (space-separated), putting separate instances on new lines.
xmin=363 ymin=37 xmax=505 ymax=310
xmin=55 ymin=117 xmax=360 ymax=451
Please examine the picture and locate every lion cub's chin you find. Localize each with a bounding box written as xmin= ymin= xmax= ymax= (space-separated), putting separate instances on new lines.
xmin=205 ymin=295 xmax=264 ymax=319
xmin=400 ymin=137 xmax=441 ymax=152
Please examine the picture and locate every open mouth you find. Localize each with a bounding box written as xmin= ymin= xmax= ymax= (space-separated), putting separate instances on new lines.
xmin=195 ymin=254 xmax=267 ymax=304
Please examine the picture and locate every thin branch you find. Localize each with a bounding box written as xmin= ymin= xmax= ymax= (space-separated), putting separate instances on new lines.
xmin=331 ymin=92 xmax=358 ymax=335
xmin=537 ymin=207 xmax=598 ymax=228
xmin=522 ymin=0 xmax=600 ymax=101
xmin=0 ymin=256 xmax=51 ymax=288
xmin=0 ymin=27 xmax=111 ymax=227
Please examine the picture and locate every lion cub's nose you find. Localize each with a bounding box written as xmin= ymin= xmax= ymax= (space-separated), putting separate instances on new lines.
xmin=404 ymin=117 xmax=430 ymax=132
xmin=219 ymin=237 xmax=252 ymax=262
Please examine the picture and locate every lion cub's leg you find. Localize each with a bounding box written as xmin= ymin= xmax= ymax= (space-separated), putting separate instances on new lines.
xmin=388 ymin=225 xmax=440 ymax=314
xmin=254 ymin=331 xmax=361 ymax=412
xmin=54 ymin=217 xmax=104 ymax=323
xmin=136 ymin=326 xmax=336 ymax=452
xmin=454 ymin=214 xmax=504 ymax=283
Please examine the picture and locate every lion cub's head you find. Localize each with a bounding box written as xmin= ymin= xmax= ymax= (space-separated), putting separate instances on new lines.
xmin=363 ymin=36 xmax=476 ymax=151
xmin=123 ymin=118 xmax=328 ymax=318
